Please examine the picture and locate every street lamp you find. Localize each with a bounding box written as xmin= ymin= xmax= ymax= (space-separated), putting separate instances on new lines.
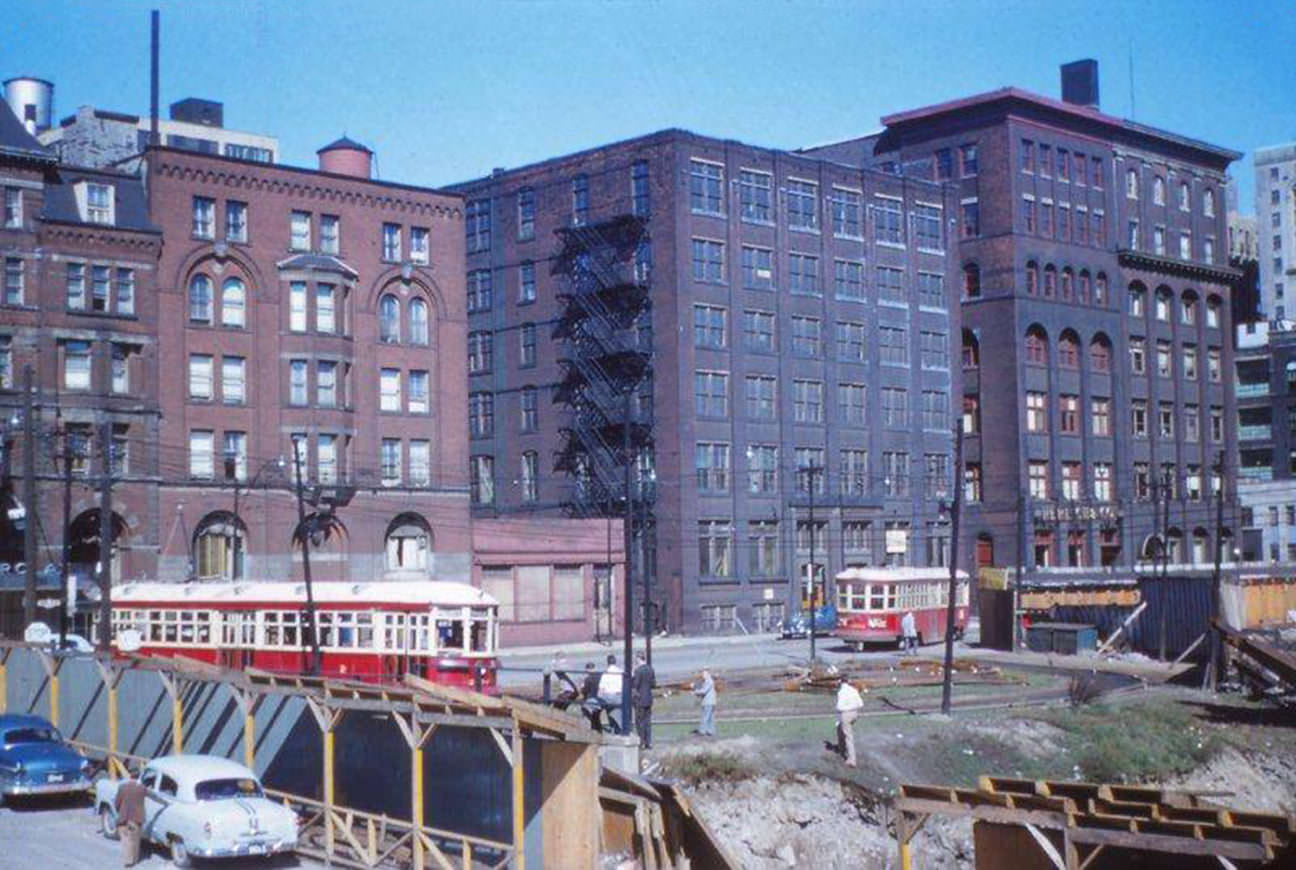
xmin=224 ymin=452 xmax=285 ymax=580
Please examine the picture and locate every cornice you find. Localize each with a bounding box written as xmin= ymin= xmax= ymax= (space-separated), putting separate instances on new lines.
xmin=1116 ymin=248 xmax=1241 ymax=285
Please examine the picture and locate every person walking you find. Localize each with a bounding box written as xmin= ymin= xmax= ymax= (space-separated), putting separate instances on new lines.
xmin=114 ymin=770 xmax=148 ymax=867
xmin=580 ymin=662 xmax=604 ymax=732
xmin=598 ymin=654 xmax=624 ymax=731
xmin=835 ymin=679 xmax=865 ymax=768
xmin=901 ymin=610 xmax=918 ymax=656
xmin=631 ymin=650 xmax=656 ymax=749
xmin=692 ymin=668 xmax=717 ymax=736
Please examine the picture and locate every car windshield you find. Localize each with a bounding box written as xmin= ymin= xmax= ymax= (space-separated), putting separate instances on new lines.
xmin=3 ymin=727 xmax=59 ymax=745
xmin=195 ymin=778 xmax=264 ymax=800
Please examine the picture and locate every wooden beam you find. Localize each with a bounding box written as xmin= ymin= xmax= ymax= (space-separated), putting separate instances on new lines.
xmin=512 ymin=716 xmax=525 ymax=870
xmin=1024 ymin=822 xmax=1067 ymax=870
xmin=1097 ymin=601 xmax=1148 ymax=654
xmin=1173 ymin=632 xmax=1207 ymax=666
xmin=1077 ymin=844 xmax=1105 ymax=870
xmin=490 ymin=727 xmax=513 ymax=767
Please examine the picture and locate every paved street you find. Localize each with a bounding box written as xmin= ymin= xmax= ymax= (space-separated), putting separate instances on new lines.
xmin=0 ymin=795 xmax=325 ymax=870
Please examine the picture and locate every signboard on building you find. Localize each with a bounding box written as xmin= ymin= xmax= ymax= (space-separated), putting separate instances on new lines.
xmin=1032 ymin=503 xmax=1122 ymax=525
xmin=885 ymin=529 xmax=908 ymax=554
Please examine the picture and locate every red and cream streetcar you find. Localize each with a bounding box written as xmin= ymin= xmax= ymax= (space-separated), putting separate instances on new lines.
xmin=99 ymin=580 xmax=500 ymax=689
xmin=834 ymin=567 xmax=970 ymax=651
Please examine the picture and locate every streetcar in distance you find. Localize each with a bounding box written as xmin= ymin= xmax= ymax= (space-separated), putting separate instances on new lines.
xmin=834 ymin=567 xmax=970 ymax=650
xmin=97 ymin=581 xmax=500 ymax=689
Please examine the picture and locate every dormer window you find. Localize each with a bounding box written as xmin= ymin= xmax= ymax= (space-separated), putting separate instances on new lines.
xmin=77 ymin=181 xmax=115 ymax=225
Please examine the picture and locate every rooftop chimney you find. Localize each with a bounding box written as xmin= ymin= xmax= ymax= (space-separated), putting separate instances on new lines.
xmin=1060 ymin=59 xmax=1099 ymax=109
xmin=317 ymin=136 xmax=372 ymax=179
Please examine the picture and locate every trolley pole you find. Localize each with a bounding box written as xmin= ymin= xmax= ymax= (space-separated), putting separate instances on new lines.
xmin=1158 ymin=469 xmax=1171 ymax=662
xmin=621 ymin=390 xmax=634 ymax=737
xmin=97 ymin=421 xmax=114 ymax=654
xmin=806 ymin=466 xmax=822 ymax=664
xmin=940 ymin=424 xmax=964 ymax=716
xmin=1208 ymin=451 xmax=1225 ymax=691
xmin=291 ymin=439 xmax=323 ymax=675
xmin=21 ymin=365 xmax=36 ymax=628
xmin=59 ymin=426 xmax=73 ymax=650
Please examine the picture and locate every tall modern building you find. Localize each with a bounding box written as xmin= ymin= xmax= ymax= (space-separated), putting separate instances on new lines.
xmin=452 ymin=130 xmax=961 ymax=634
xmin=1255 ymin=142 xmax=1296 ymax=321
xmin=1234 ymin=320 xmax=1296 ymax=562
xmin=804 ymin=61 xmax=1243 ymax=574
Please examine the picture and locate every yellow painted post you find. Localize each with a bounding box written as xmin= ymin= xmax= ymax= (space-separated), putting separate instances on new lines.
xmin=900 ymin=842 xmax=913 ymax=870
xmin=898 ymin=812 xmax=913 ymax=870
xmin=412 ymin=743 xmax=425 ymax=870
xmin=324 ymin=728 xmax=336 ymax=857
xmin=49 ymin=668 xmax=59 ymax=728
xmin=511 ymin=718 xmax=524 ymax=870
xmin=107 ymin=683 xmax=118 ymax=771
xmin=171 ymin=685 xmax=183 ymax=755
xmin=243 ymin=709 xmax=255 ymax=771
xmin=0 ymin=652 xmax=7 ymax=715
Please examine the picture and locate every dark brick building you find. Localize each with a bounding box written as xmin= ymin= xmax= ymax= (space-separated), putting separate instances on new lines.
xmin=452 ymin=129 xmax=961 ymax=634
xmin=804 ymin=63 xmax=1242 ymax=573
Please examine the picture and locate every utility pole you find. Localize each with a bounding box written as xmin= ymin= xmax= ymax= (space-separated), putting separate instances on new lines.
xmin=1014 ymin=488 xmax=1025 ymax=651
xmin=806 ymin=466 xmax=822 ymax=664
xmin=640 ymin=495 xmax=653 ymax=668
xmin=96 ymin=421 xmax=113 ymax=653
xmin=1208 ymin=451 xmax=1225 ymax=691
xmin=620 ymin=390 xmax=634 ymax=737
xmin=59 ymin=426 xmax=73 ymax=650
xmin=1158 ymin=468 xmax=1171 ymax=661
xmin=21 ymin=365 xmax=36 ymax=628
xmin=291 ymin=439 xmax=322 ymax=675
xmin=941 ymin=424 xmax=965 ymax=716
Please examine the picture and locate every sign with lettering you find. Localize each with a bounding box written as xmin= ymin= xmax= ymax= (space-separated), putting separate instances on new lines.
xmin=1032 ymin=503 xmax=1122 ymax=525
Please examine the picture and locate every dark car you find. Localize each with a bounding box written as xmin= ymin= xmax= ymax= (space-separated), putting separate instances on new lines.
xmin=779 ymin=604 xmax=839 ymax=639
xmin=0 ymin=713 xmax=92 ymax=804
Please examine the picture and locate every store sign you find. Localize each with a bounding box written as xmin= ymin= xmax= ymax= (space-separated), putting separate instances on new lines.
xmin=1033 ymin=503 xmax=1122 ymax=524
xmin=885 ymin=529 xmax=909 ymax=554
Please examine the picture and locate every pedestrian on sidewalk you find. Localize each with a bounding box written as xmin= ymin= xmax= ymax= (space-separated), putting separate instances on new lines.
xmin=598 ymin=654 xmax=624 ymax=731
xmin=692 ymin=668 xmax=717 ymax=736
xmin=631 ymin=650 xmax=655 ymax=749
xmin=835 ymin=679 xmax=864 ymax=768
xmin=114 ymin=769 xmax=148 ymax=867
xmin=901 ymin=610 xmax=918 ymax=656
xmin=580 ymin=662 xmax=604 ymax=732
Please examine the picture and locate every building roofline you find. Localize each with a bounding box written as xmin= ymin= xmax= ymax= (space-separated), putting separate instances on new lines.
xmin=880 ymin=86 xmax=1241 ymax=163
xmin=38 ymin=216 xmax=162 ymax=236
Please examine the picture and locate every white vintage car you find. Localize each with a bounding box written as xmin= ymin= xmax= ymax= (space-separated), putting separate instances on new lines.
xmin=94 ymin=755 xmax=298 ymax=866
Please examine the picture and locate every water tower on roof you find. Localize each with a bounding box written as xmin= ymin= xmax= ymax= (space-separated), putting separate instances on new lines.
xmin=317 ymin=135 xmax=372 ymax=179
xmin=4 ymin=77 xmax=54 ymax=134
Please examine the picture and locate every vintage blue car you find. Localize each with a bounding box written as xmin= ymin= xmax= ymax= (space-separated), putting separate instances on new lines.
xmin=0 ymin=713 xmax=93 ymax=803
xmin=779 ymin=604 xmax=839 ymax=639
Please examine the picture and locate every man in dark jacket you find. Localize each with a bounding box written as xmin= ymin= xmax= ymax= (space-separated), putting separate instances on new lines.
xmin=115 ymin=770 xmax=148 ymax=866
xmin=580 ymin=662 xmax=604 ymax=731
xmin=631 ymin=651 xmax=656 ymax=749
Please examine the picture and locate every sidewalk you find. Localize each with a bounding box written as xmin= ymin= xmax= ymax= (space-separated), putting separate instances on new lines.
xmin=498 ymin=630 xmax=774 ymax=659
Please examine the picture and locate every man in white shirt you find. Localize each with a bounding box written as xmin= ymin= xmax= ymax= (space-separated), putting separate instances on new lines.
xmin=597 ymin=654 xmax=623 ymax=707
xmin=901 ymin=610 xmax=918 ymax=656
xmin=835 ymin=680 xmax=865 ymax=767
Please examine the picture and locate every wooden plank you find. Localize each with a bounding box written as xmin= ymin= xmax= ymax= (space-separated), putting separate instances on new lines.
xmin=901 ymin=784 xmax=958 ymax=803
xmin=1224 ymin=810 xmax=1296 ymax=835
xmin=981 ymin=775 xmax=1038 ymax=796
xmin=1069 ymin=826 xmax=1269 ymax=861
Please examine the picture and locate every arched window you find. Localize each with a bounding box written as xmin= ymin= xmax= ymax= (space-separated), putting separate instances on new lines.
xmin=1154 ymin=287 xmax=1173 ymax=321
xmin=1191 ymin=528 xmax=1209 ymax=565
xmin=385 ymin=513 xmax=431 ymax=573
xmin=189 ymin=274 xmax=213 ymax=323
xmin=962 ymin=329 xmax=980 ymax=369
xmin=962 ymin=263 xmax=981 ymax=299
xmin=1141 ymin=535 xmax=1162 ymax=560
xmin=409 ymin=297 xmax=429 ymax=346
xmin=1025 ymin=261 xmax=1039 ymax=295
xmin=1128 ymin=281 xmax=1147 ymax=316
xmin=1060 ymin=267 xmax=1074 ymax=300
xmin=1206 ymin=294 xmax=1222 ymax=328
xmin=1181 ymin=290 xmax=1199 ymax=326
xmin=221 ymin=278 xmax=246 ymax=328
xmin=1024 ymin=325 xmax=1048 ymax=365
xmin=1058 ymin=330 xmax=1080 ymax=368
xmin=1203 ymin=189 xmax=1216 ymax=218
xmin=1152 ymin=176 xmax=1165 ymax=205
xmin=1089 ymin=334 xmax=1112 ymax=372
xmin=1043 ymin=264 xmax=1057 ymax=298
xmin=193 ymin=511 xmax=244 ymax=581
xmin=1166 ymin=527 xmax=1183 ymax=563
xmin=1126 ymin=168 xmax=1139 ymax=199
xmin=1077 ymin=270 xmax=1091 ymax=304
xmin=1094 ymin=272 xmax=1109 ymax=306
xmin=379 ymin=294 xmax=400 ymax=343
xmin=1177 ymin=181 xmax=1190 ymax=211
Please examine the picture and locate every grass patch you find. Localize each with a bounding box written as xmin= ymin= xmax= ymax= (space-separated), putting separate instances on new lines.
xmin=658 ymin=750 xmax=758 ymax=785
xmin=1038 ymin=698 xmax=1221 ymax=783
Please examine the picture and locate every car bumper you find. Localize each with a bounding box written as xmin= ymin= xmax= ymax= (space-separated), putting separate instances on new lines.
xmin=2 ymin=776 xmax=92 ymax=796
xmin=190 ymin=839 xmax=297 ymax=858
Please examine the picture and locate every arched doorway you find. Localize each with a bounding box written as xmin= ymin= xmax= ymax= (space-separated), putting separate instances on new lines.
xmin=68 ymin=508 xmax=127 ymax=581
xmin=385 ymin=513 xmax=432 ymax=574
xmin=192 ymin=511 xmax=246 ymax=581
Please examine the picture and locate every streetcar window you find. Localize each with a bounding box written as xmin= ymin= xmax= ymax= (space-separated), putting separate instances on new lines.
xmin=410 ymin=614 xmax=430 ymax=651
xmin=436 ymin=618 xmax=463 ymax=652
xmin=317 ymin=612 xmax=335 ymax=648
xmin=868 ymin=585 xmax=885 ymax=610
xmin=196 ymin=611 xmax=211 ymax=644
xmin=264 ymin=611 xmax=281 ymax=646
xmin=149 ymin=610 xmax=162 ymax=643
xmin=387 ymin=613 xmax=407 ymax=652
xmin=357 ymin=613 xmax=374 ymax=648
xmin=470 ymin=618 xmax=489 ymax=653
xmin=162 ymin=610 xmax=178 ymax=643
xmin=335 ymin=612 xmax=356 ymax=647
xmin=884 ymin=586 xmax=896 ymax=611
xmin=180 ymin=611 xmax=196 ymax=643
xmin=282 ymin=611 xmax=299 ymax=647
xmin=837 ymin=586 xmax=852 ymax=610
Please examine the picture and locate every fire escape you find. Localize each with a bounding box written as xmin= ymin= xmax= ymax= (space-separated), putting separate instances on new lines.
xmin=551 ymin=214 xmax=655 ymax=616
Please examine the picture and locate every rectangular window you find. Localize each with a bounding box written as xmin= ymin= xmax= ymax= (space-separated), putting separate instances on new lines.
xmin=111 ymin=344 xmax=130 ymax=394
xmin=1179 ymin=232 xmax=1191 ymax=260
xmin=1021 ymin=140 xmax=1035 ymax=173
xmin=1184 ymin=404 xmax=1199 ymax=442
xmin=925 ymin=453 xmax=950 ymax=499
xmin=790 ymin=315 xmax=821 ymax=356
xmin=189 ymin=430 xmax=214 ymax=479
xmin=786 ymin=179 xmax=818 ymax=230
xmin=961 ymin=200 xmax=980 ymax=238
xmin=743 ymin=309 xmax=775 ymax=352
xmin=222 ymin=356 xmax=246 ymax=405
xmin=192 ymin=196 xmax=215 ymax=238
xmin=920 ymin=330 xmax=949 ymax=369
xmin=3 ymin=187 xmax=20 ymax=228
xmin=1183 ymin=345 xmax=1198 ymax=380
xmin=225 ymin=200 xmax=247 ymax=242
xmin=466 ymin=198 xmax=491 ymax=252
xmin=914 ymin=203 xmax=942 ymax=250
xmin=290 ymin=210 xmax=311 ymax=251
xmin=289 ymin=359 xmax=308 ymax=405
xmin=1130 ymin=338 xmax=1146 ymax=374
xmin=881 ymin=386 xmax=908 ymax=427
xmin=934 ymin=148 xmax=953 ymax=181
xmin=960 ymin=143 xmax=978 ymax=176
xmin=1132 ymin=400 xmax=1148 ymax=437
xmin=381 ymin=439 xmax=402 ymax=486
xmin=837 ymin=321 xmax=866 ymax=361
xmin=469 ymin=391 xmax=494 ymax=437
xmin=520 ymin=387 xmax=538 ymax=432
xmin=319 ymin=214 xmax=339 ymax=254
xmin=380 ymin=368 xmax=402 ymax=412
xmin=289 ymin=282 xmax=307 ymax=332
xmin=747 ymin=444 xmax=779 ymax=494
xmin=1039 ymin=144 xmax=1052 ymax=177
xmin=879 ymin=325 xmax=908 ymax=365
xmin=695 ymin=442 xmax=730 ymax=493
xmin=840 ymin=449 xmax=869 ymax=496
xmin=189 ymin=353 xmax=213 ymax=400
xmin=519 ymin=322 xmax=537 ymax=367
xmin=1028 ymin=460 xmax=1048 ymax=499
xmin=689 ymin=160 xmax=724 ymax=215
xmin=1026 ymin=391 xmax=1047 ymax=432
xmin=884 ymin=452 xmax=910 ymax=496
xmin=788 ymin=253 xmax=819 ymax=295
xmin=1022 ymin=197 xmax=1037 ymax=233
xmin=410 ymin=227 xmax=430 ymax=264
xmin=917 ymin=271 xmax=944 ymax=308
xmin=792 ymin=379 xmax=824 ymax=423
xmin=839 ymin=383 xmax=867 ymax=425
xmin=749 ymin=521 xmax=781 ymax=577
xmin=694 ymin=370 xmax=729 ymax=417
xmin=318 ymin=434 xmax=338 ymax=484
xmin=1156 ymin=340 xmax=1172 ymax=377
xmin=382 ymin=223 xmax=402 ymax=261
xmin=1153 ymin=226 xmax=1166 ymax=256
xmin=921 ymin=390 xmax=947 ymax=430
xmin=115 ymin=268 xmax=135 ymax=315
xmin=630 ymin=160 xmax=650 ymax=216
xmin=468 ymin=330 xmax=493 ymax=373
xmin=1158 ymin=402 xmax=1175 ymax=437
xmin=571 ymin=174 xmax=589 ymax=225
xmin=1134 ymin=463 xmax=1151 ymax=500
xmin=1061 ymin=462 xmax=1083 ymax=501
xmin=1059 ymin=394 xmax=1080 ymax=434
xmin=1091 ymin=397 xmax=1111 ymax=436
xmin=517 ymin=188 xmax=535 ymax=240
xmin=874 ymin=196 xmax=903 ymax=244
xmin=745 ymin=374 xmax=776 ymax=420
xmin=409 ymin=369 xmax=430 ymax=415
xmin=694 ymin=304 xmax=727 ymax=348
xmin=741 ymin=245 xmax=774 ymax=289
xmin=691 ymin=238 xmax=725 ymax=283
xmin=519 ymin=451 xmax=538 ymax=500
xmin=698 ymin=520 xmax=732 ymax=577
xmin=91 ymin=265 xmax=110 ymax=311
xmin=876 ymin=265 xmax=905 ymax=303
xmin=315 ymin=284 xmax=336 ymax=333
xmin=964 ymin=464 xmax=982 ymax=502
xmin=739 ymin=170 xmax=772 ymax=223
xmin=5 ymin=257 xmax=23 ymax=306
xmin=467 ymin=269 xmax=492 ymax=313
xmin=834 ymin=259 xmax=864 ymax=300
xmin=519 ymin=261 xmax=536 ymax=303
xmin=223 ymin=431 xmax=248 ymax=482
xmin=962 ymin=395 xmax=980 ymax=434
xmin=1210 ymin=406 xmax=1223 ymax=442
xmin=795 ymin=448 xmax=827 ymax=494
xmin=831 ymin=187 xmax=862 ymax=237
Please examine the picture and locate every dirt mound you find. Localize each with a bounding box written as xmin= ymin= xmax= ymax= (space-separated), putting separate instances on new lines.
xmin=1164 ymin=745 xmax=1296 ymax=815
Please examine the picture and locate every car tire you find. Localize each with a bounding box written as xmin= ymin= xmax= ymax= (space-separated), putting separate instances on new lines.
xmin=170 ymin=837 xmax=192 ymax=868
xmin=100 ymin=805 xmax=119 ymax=840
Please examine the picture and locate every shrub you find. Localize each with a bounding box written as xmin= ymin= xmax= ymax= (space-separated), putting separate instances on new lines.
xmin=660 ymin=750 xmax=757 ymax=785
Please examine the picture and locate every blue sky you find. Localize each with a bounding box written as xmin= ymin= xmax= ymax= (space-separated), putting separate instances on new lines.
xmin=6 ymin=0 xmax=1293 ymax=210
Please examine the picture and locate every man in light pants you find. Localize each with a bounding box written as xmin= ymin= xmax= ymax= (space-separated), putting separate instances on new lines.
xmin=835 ymin=679 xmax=864 ymax=767
xmin=692 ymin=669 xmax=716 ymax=736
xmin=901 ymin=610 xmax=918 ymax=655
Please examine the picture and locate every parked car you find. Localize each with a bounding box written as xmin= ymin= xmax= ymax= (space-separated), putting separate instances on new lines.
xmin=779 ymin=604 xmax=839 ymax=639
xmin=0 ymin=713 xmax=93 ymax=804
xmin=95 ymin=755 xmax=298 ymax=867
